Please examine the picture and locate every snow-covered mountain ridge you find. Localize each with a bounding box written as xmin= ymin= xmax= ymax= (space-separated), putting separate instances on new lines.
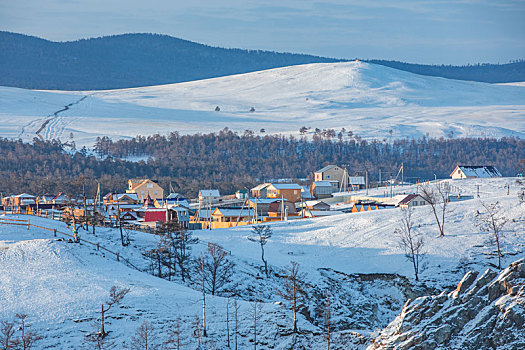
xmin=1 ymin=61 xmax=525 ymax=148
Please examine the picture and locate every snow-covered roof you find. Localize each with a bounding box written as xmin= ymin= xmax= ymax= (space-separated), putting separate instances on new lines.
xmin=251 ymin=183 xmax=270 ymax=191
xmin=315 ymin=165 xmax=338 ymax=173
xmin=14 ymin=193 xmax=36 ymax=198
xmin=199 ymin=189 xmax=220 ymax=198
xmin=313 ymin=181 xmax=333 ymax=187
xmin=398 ymin=194 xmax=423 ymax=206
xmin=268 ymin=183 xmax=302 ymax=190
xmin=213 ymin=208 xmax=255 ymax=217
xmin=452 ymin=165 xmax=501 ymax=178
xmin=248 ymin=198 xmax=285 ymax=204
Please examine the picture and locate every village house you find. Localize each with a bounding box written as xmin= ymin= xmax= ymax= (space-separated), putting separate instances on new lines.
xmin=314 ymin=165 xmax=345 ymax=184
xmin=266 ymin=183 xmax=302 ymax=203
xmin=103 ymin=193 xmax=140 ymax=205
xmin=199 ymin=189 xmax=221 ymax=205
xmin=38 ymin=193 xmax=67 ymax=205
xmin=450 ymin=165 xmax=501 ymax=179
xmin=247 ymin=197 xmax=297 ymax=217
xmin=126 ymin=179 xmax=164 ymax=200
xmin=397 ymin=194 xmax=429 ymax=208
xmin=143 ymin=207 xmax=190 ymax=228
xmin=251 ymin=183 xmax=271 ymax=198
xmin=297 ymin=200 xmax=331 ymax=211
xmin=310 ymin=181 xmax=335 ymax=199
xmin=212 ymin=208 xmax=255 ymax=223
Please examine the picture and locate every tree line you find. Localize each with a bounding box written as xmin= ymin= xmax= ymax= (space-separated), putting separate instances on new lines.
xmin=0 ymin=133 xmax=523 ymax=198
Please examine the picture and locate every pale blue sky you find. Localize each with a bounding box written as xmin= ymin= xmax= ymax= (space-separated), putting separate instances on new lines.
xmin=1 ymin=0 xmax=524 ymax=64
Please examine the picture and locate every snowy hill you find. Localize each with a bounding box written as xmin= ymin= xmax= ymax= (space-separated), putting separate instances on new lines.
xmin=1 ymin=61 xmax=525 ymax=148
xmin=1 ymin=177 xmax=524 ymax=348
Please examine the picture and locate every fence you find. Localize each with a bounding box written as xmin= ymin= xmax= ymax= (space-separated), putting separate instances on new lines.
xmin=0 ymin=216 xmax=140 ymax=271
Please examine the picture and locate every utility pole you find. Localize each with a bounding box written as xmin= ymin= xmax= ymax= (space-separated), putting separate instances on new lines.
xmin=365 ymin=170 xmax=369 ymax=195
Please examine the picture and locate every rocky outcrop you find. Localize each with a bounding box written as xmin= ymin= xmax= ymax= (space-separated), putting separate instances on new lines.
xmin=368 ymin=259 xmax=525 ymax=350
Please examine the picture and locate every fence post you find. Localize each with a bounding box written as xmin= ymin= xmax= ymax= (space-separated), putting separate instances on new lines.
xmin=53 ymin=229 xmax=57 ymax=237
xmin=27 ymin=219 xmax=30 ymax=230
xmin=116 ymin=253 xmax=120 ymax=262
xmin=97 ymin=243 xmax=99 ymax=251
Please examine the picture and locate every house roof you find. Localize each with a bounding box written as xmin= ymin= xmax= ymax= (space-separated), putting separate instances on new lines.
xmin=248 ymin=198 xmax=286 ymax=204
xmin=251 ymin=183 xmax=271 ymax=191
xmin=14 ymin=193 xmax=36 ymax=198
xmin=398 ymin=194 xmax=421 ymax=206
xmin=315 ymin=165 xmax=338 ymax=173
xmin=312 ymin=181 xmax=333 ymax=187
xmin=452 ymin=165 xmax=502 ymax=178
xmin=268 ymin=183 xmax=302 ymax=190
xmin=200 ymin=189 xmax=221 ymax=198
xmin=213 ymin=208 xmax=255 ymax=217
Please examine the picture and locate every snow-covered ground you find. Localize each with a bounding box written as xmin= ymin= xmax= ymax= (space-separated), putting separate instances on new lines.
xmin=1 ymin=61 xmax=525 ymax=148
xmin=1 ymin=177 xmax=524 ymax=348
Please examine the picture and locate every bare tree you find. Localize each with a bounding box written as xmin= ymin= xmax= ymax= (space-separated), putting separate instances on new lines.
xmin=172 ymin=229 xmax=198 ymax=282
xmin=130 ymin=321 xmax=157 ymax=350
xmin=226 ymin=298 xmax=231 ymax=348
xmin=0 ymin=320 xmax=17 ymax=350
xmin=99 ymin=286 xmax=130 ymax=338
xmin=14 ymin=314 xmax=41 ymax=350
xmin=322 ymin=293 xmax=331 ymax=350
xmin=395 ymin=208 xmax=425 ymax=281
xmin=248 ymin=225 xmax=272 ymax=277
xmin=475 ymin=201 xmax=508 ymax=269
xmin=192 ymin=316 xmax=203 ymax=350
xmin=234 ymin=300 xmax=240 ymax=350
xmin=278 ymin=261 xmax=307 ymax=333
xmin=517 ymin=179 xmax=525 ymax=204
xmin=420 ymin=183 xmax=451 ymax=237
xmin=202 ymin=243 xmax=235 ymax=295
xmin=252 ymin=301 xmax=263 ymax=350
xmin=163 ymin=318 xmax=183 ymax=350
xmin=194 ymin=256 xmax=208 ymax=337
xmin=85 ymin=321 xmax=116 ymax=350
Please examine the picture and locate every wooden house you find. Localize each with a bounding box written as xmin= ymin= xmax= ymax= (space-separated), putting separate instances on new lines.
xmin=450 ymin=165 xmax=501 ymax=179
xmin=251 ymin=183 xmax=271 ymax=198
xmin=310 ymin=181 xmax=335 ymax=199
xmin=266 ymin=183 xmax=302 ymax=203
xmin=126 ymin=179 xmax=164 ymax=200
xmin=314 ymin=165 xmax=344 ymax=184
xmin=397 ymin=194 xmax=429 ymax=208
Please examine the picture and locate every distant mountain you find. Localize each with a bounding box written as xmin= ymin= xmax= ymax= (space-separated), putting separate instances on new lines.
xmin=0 ymin=32 xmax=341 ymax=90
xmin=1 ymin=31 xmax=524 ymax=90
xmin=367 ymin=59 xmax=525 ymax=84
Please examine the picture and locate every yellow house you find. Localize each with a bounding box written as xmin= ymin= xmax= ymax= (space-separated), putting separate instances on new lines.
xmin=126 ymin=179 xmax=164 ymax=200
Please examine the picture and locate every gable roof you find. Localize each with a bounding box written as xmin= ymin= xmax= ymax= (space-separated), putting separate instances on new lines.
xmin=199 ymin=189 xmax=220 ymax=198
xmin=312 ymin=181 xmax=333 ymax=187
xmin=452 ymin=165 xmax=502 ymax=178
xmin=213 ymin=208 xmax=255 ymax=217
xmin=251 ymin=183 xmax=271 ymax=191
xmin=398 ymin=194 xmax=421 ymax=206
xmin=315 ymin=165 xmax=338 ymax=173
xmin=268 ymin=183 xmax=302 ymax=190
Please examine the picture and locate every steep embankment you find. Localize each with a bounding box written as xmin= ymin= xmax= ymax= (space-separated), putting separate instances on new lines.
xmin=369 ymin=259 xmax=525 ymax=349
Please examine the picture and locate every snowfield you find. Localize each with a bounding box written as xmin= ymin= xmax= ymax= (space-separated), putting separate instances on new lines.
xmin=1 ymin=61 xmax=525 ymax=148
xmin=1 ymin=178 xmax=524 ymax=348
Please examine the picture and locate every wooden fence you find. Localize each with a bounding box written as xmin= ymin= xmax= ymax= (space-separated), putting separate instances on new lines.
xmin=0 ymin=217 xmax=140 ymax=271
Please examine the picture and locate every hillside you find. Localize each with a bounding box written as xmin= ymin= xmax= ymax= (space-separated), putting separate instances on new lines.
xmin=2 ymin=61 xmax=525 ymax=148
xmin=1 ymin=177 xmax=524 ymax=348
xmin=0 ymin=32 xmax=340 ymax=90
xmin=1 ymin=32 xmax=524 ymax=91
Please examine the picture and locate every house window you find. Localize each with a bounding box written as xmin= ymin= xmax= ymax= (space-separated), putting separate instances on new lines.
xmin=147 ymin=184 xmax=153 ymax=188
xmin=141 ymin=191 xmax=145 ymax=194
xmin=154 ymin=191 xmax=158 ymax=195
xmin=327 ymin=175 xmax=330 ymax=179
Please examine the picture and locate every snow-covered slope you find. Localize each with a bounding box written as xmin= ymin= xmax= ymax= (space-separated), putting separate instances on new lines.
xmin=1 ymin=178 xmax=524 ymax=348
xmin=1 ymin=61 xmax=525 ymax=147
